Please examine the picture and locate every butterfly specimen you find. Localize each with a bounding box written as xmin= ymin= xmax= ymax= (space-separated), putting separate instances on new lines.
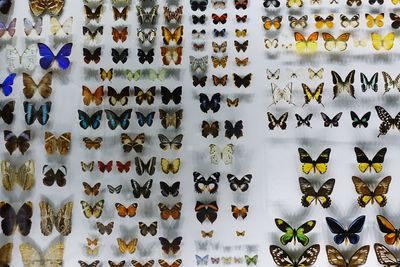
xmin=126 ymin=69 xmax=141 ymax=81
xmin=382 ymin=72 xmax=400 ymax=93
xmin=199 ymin=93 xmax=221 ymax=114
xmin=212 ymin=41 xmax=227 ymax=53
xmin=202 ymin=121 xmax=219 ymax=138
xmin=6 ymin=44 xmax=37 ymax=73
xmin=81 ymin=161 xmax=94 ymax=172
xmin=98 ymin=160 xmax=112 ymax=173
xmin=23 ymin=72 xmax=52 ymax=100
xmin=234 ymin=40 xmax=249 ymax=52
xmin=39 ymin=201 xmax=73 ymax=236
xmin=294 ymin=32 xmax=319 ymax=54
xmin=354 ymin=175 xmax=391 ymax=207
xmin=0 ymin=243 xmax=12 ymax=266
xmin=231 ymin=205 xmax=249 ymax=219
xmin=265 ymin=38 xmax=279 ymax=49
xmin=131 ymin=179 xmax=153 ymax=199
xmin=376 ymin=215 xmax=400 ymax=245
xmin=160 ymin=86 xmax=181 ymax=105
xmin=360 ymin=72 xmax=378 ymax=92
xmin=374 ymin=243 xmax=400 ymax=265
xmin=109 ymin=261 xmax=126 ymax=267
xmin=84 ymin=5 xmax=104 ymax=23
xmin=50 ymin=16 xmax=72 ymax=36
xmin=79 ymin=261 xmax=100 ymax=267
xmin=139 ymin=221 xmax=157 ymax=236
xmin=339 ymin=14 xmax=359 ymax=29
xmin=137 ymin=28 xmax=156 ymax=45
xmin=235 ymin=29 xmax=247 ymax=38
xmin=390 ymin=13 xmax=400 ymax=29
xmin=227 ymin=174 xmax=252 ymax=192
xmin=270 ymin=244 xmax=320 ymax=266
xmin=326 ymin=245 xmax=369 ymax=266
xmin=0 ymin=101 xmax=14 ymax=124
xmin=233 ymin=73 xmax=252 ymax=88
xmin=160 ymin=46 xmax=183 ymax=65
xmin=212 ymin=75 xmax=228 ymax=86
xmin=24 ymin=101 xmax=51 ymax=126
xmin=314 ymin=15 xmax=334 ymax=29
xmin=225 ymin=120 xmax=243 ymax=139
xmin=235 ymin=57 xmax=249 ymax=67
xmin=1 ymin=160 xmax=35 ymax=191
xmin=193 ymin=172 xmax=220 ymax=194
xmin=160 ymin=181 xmax=180 ymax=197
xmin=135 ymin=112 xmax=155 ymax=127
xmin=321 ymin=112 xmax=342 ymax=128
xmin=29 ymin=0 xmax=64 ymax=16
xmin=369 ymin=0 xmax=384 ymax=4
xmin=235 ymin=0 xmax=248 ymax=8
xmin=350 ymin=112 xmax=371 ymax=128
xmin=209 ymin=144 xmax=234 ymax=165
xmin=136 ymin=5 xmax=159 ymax=25
xmin=193 ymin=14 xmax=206 ymax=24
xmin=159 ymin=237 xmax=182 ymax=255
xmin=111 ymin=48 xmax=128 ymax=64
xmin=42 ymin=165 xmax=66 ymax=187
xmin=158 ymin=134 xmax=183 ymax=151
xmin=192 ymin=29 xmax=206 ymax=39
xmin=0 ymin=0 xmax=11 ymax=14
xmin=289 ymin=15 xmax=308 ymax=29
xmin=375 ymin=106 xmax=400 ymax=137
xmin=82 ymin=182 xmax=101 ymax=196
xmin=19 ymin=242 xmax=64 ymax=266
xmin=201 ymin=230 xmax=214 ymax=238
xmin=135 ymin=157 xmax=156 ymax=176
xmin=354 ymin=147 xmax=387 ymax=173
xmin=192 ymin=75 xmax=207 ymax=87
xmin=112 ymin=6 xmax=128 ymax=21
xmin=115 ymin=161 xmax=130 ymax=173
xmin=262 ymin=16 xmax=282 ymax=30
xmin=120 ymin=133 xmax=145 ymax=153
xmin=196 ymin=255 xmax=209 ymax=265
xmin=161 ymin=158 xmax=180 ymax=174
xmin=227 ymin=98 xmax=239 ymax=107
xmin=0 ymin=201 xmax=32 ymax=236
xmin=4 ymin=130 xmax=31 ymax=155
xmin=322 ymin=33 xmax=350 ymax=52
xmin=212 ymin=13 xmax=227 ymax=24
xmin=107 ymin=86 xmax=129 ymax=106
xmin=107 ymin=184 xmax=122 ymax=194
xmin=112 ymin=27 xmax=128 ymax=43
xmin=267 ymin=69 xmax=280 ymax=80
xmin=371 ymin=32 xmax=395 ymax=51
xmin=159 ymin=202 xmax=182 ymax=220
xmin=131 ymin=260 xmax=155 ymax=267
xmin=191 ymin=0 xmax=208 ymax=11
xmin=133 ymin=87 xmax=154 ymax=106
xmin=295 ymin=114 xmax=313 ymax=128
xmin=275 ymin=218 xmax=316 ymax=246
xmin=137 ymin=49 xmax=154 ymax=64
xmin=158 ymin=259 xmax=182 ymax=267
xmin=100 ymin=68 xmax=113 ymax=81
xmin=270 ymin=83 xmax=293 ymax=105
xmin=80 ymin=200 xmax=104 ymax=219
xmin=83 ymin=26 xmax=103 ymax=44
xmin=298 ymin=148 xmax=331 ymax=174
xmin=97 ymin=221 xmax=114 ymax=235
xmin=0 ymin=18 xmax=16 ymax=38
xmin=104 ymin=109 xmax=132 ymax=130
xmin=190 ymin=56 xmax=208 ymax=73
xmin=159 ymin=109 xmax=183 ymax=129
xmin=117 ymin=238 xmax=138 ymax=254
xmin=326 ymin=216 xmax=365 ymax=245
xmin=164 ymin=6 xmax=183 ymax=23
xmin=195 ymin=201 xmax=219 ymax=223
xmin=78 ymin=110 xmax=102 ymax=130
xmin=331 ymin=70 xmax=356 ymax=99
xmin=38 ymin=43 xmax=72 ymax=70
xmin=309 ymin=69 xmax=323 ymax=80
xmin=267 ymin=112 xmax=288 ymax=130
xmin=211 ymin=56 xmax=228 ymax=69
xmin=82 ymin=86 xmax=103 ymax=107
xmin=115 ymin=203 xmax=138 ymax=218
xmin=44 ymin=131 xmax=71 ymax=155
xmin=236 ymin=14 xmax=248 ymax=22
xmin=299 ymin=177 xmax=335 ymax=208
xmin=213 ymin=29 xmax=226 ymax=37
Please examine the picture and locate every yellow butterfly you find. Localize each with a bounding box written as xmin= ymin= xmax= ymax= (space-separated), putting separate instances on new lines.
xmin=148 ymin=69 xmax=167 ymax=81
xmin=353 ymin=38 xmax=367 ymax=47
xmin=161 ymin=26 xmax=183 ymax=45
xmin=365 ymin=13 xmax=384 ymax=28
xmin=298 ymin=148 xmax=331 ymax=174
xmin=286 ymin=0 xmax=303 ymax=7
xmin=314 ymin=14 xmax=334 ymax=29
xmin=371 ymin=32 xmax=395 ymax=51
xmin=126 ymin=69 xmax=141 ymax=81
xmin=50 ymin=16 xmax=73 ymax=35
xmin=294 ymin=32 xmax=319 ymax=54
xmin=80 ymin=200 xmax=104 ymax=219
xmin=117 ymin=238 xmax=138 ymax=254
xmin=393 ymin=0 xmax=399 ymax=4
xmin=322 ymin=32 xmax=350 ymax=51
xmin=235 ymin=29 xmax=247 ymax=37
xmin=100 ymin=68 xmax=113 ymax=81
xmin=302 ymin=83 xmax=325 ymax=107
xmin=86 ymin=238 xmax=99 ymax=256
xmin=20 ymin=242 xmax=64 ymax=266
xmin=160 ymin=158 xmax=180 ymax=174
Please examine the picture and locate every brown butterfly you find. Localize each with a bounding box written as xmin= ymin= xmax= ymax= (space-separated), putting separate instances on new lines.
xmin=202 ymin=121 xmax=219 ymax=138
xmin=236 ymin=230 xmax=246 ymax=236
xmin=235 ymin=57 xmax=249 ymax=67
xmin=121 ymin=133 xmax=145 ymax=153
xmin=42 ymin=165 xmax=67 ymax=187
xmin=201 ymin=230 xmax=214 ymax=238
xmin=163 ymin=6 xmax=183 ymax=23
xmin=29 ymin=0 xmax=65 ymax=16
xmin=159 ymin=109 xmax=183 ymax=129
xmin=211 ymin=56 xmax=228 ymax=68
xmin=352 ymin=176 xmax=391 ymax=207
xmin=108 ymin=261 xmax=126 ymax=267
xmin=227 ymin=98 xmax=240 ymax=107
xmin=0 ymin=201 xmax=33 ymax=236
xmin=44 ymin=132 xmax=71 ymax=155
xmin=159 ymin=237 xmax=182 ymax=255
xmin=82 ymin=86 xmax=104 ymax=106
xmin=234 ymin=40 xmax=249 ymax=52
xmin=158 ymin=259 xmax=182 ymax=267
xmin=23 ymin=72 xmax=52 ymax=99
xmin=83 ymin=182 xmax=101 ymax=196
xmin=97 ymin=221 xmax=114 ymax=235
xmin=212 ymin=74 xmax=228 ymax=86
xmin=83 ymin=137 xmax=103 ymax=150
xmin=326 ymin=245 xmax=369 ymax=266
xmin=79 ymin=260 xmax=100 ymax=267
xmin=112 ymin=6 xmax=128 ymax=21
xmin=1 ymin=160 xmax=35 ymax=191
xmin=158 ymin=202 xmax=182 ymax=220
xmin=131 ymin=260 xmax=155 ymax=267
xmin=81 ymin=161 xmax=94 ymax=172
xmin=112 ymin=27 xmax=128 ymax=43
xmin=39 ymin=201 xmax=73 ymax=236
xmin=139 ymin=221 xmax=157 ymax=236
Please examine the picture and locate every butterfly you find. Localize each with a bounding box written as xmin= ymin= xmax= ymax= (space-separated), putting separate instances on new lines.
xmin=164 ymin=6 xmax=183 ymax=23
xmin=209 ymin=144 xmax=234 ymax=165
xmin=192 ymin=29 xmax=206 ymax=39
xmin=0 ymin=18 xmax=15 ymax=38
xmin=235 ymin=57 xmax=249 ymax=67
xmin=83 ymin=26 xmax=103 ymax=44
xmin=202 ymin=121 xmax=219 ymax=138
xmin=115 ymin=203 xmax=138 ymax=218
xmin=193 ymin=172 xmax=220 ymax=194
xmin=6 ymin=44 xmax=37 ymax=73
xmin=112 ymin=27 xmax=128 ymax=43
xmin=160 ymin=158 xmax=180 ymax=174
xmin=351 ymin=112 xmax=371 ymax=128
xmin=29 ymin=0 xmax=64 ymax=16
xmin=139 ymin=221 xmax=157 ymax=236
xmin=267 ymin=69 xmax=280 ymax=80
xmin=100 ymin=68 xmax=113 ymax=81
xmin=270 ymin=244 xmax=320 ymax=266
xmin=112 ymin=6 xmax=128 ymax=21
xmin=195 ymin=201 xmax=219 ymax=223
xmin=371 ymin=32 xmax=395 ymax=51
xmin=81 ymin=200 xmax=104 ymax=219
xmin=192 ymin=42 xmax=204 ymax=50
xmin=137 ymin=49 xmax=154 ymax=64
xmin=0 ymin=243 xmax=12 ymax=267
xmin=131 ymin=179 xmax=153 ymax=198
xmin=159 ymin=237 xmax=182 ymax=255
xmin=267 ymin=112 xmax=288 ymax=130
xmin=107 ymin=184 xmax=122 ymax=194
xmin=298 ymin=148 xmax=331 ymax=174
xmin=231 ymin=205 xmax=249 ymax=219
xmin=159 ymin=202 xmax=182 ymax=220
xmin=227 ymin=98 xmax=239 ymax=107
xmin=79 ymin=260 xmax=100 ymax=267
xmin=322 ymin=33 xmax=350 ymax=51
xmin=225 ymin=120 xmax=243 ymax=139
xmin=299 ymin=177 xmax=335 ymax=208
xmin=354 ymin=147 xmax=387 ymax=173
xmin=0 ymin=101 xmax=14 ymax=124
xmin=104 ymin=109 xmax=132 ymax=130
xmin=314 ymin=14 xmax=334 ymax=29
xmin=158 ymin=134 xmax=183 ymax=151
xmin=20 ymin=242 xmax=64 ymax=266
xmin=201 ymin=230 xmax=214 ymax=238
xmin=137 ymin=28 xmax=156 ymax=46
xmin=161 ymin=26 xmax=183 ymax=46
xmin=354 ymin=39 xmax=367 ymax=48
xmin=108 ymin=86 xmax=129 ymax=106
xmin=0 ymin=201 xmax=32 ymax=236
xmin=135 ymin=157 xmax=156 ymax=176
xmin=50 ymin=16 xmax=73 ymax=36
xmin=211 ymin=258 xmax=220 ymax=264
xmin=161 ymin=86 xmax=181 ymax=105
xmin=38 ymin=43 xmax=72 ymax=70
xmin=83 ymin=48 xmax=101 ymax=65
xmin=234 ymin=40 xmax=249 ymax=52
xmin=131 ymin=260 xmax=155 ymax=267
xmin=212 ymin=75 xmax=228 ymax=86
xmin=160 ymin=46 xmax=183 ymax=65
xmin=158 ymin=259 xmax=182 ymax=267
xmin=288 ymin=15 xmax=308 ymax=29
xmin=82 ymin=182 xmax=101 ymax=196
xmin=369 ymin=0 xmax=384 ymax=4
xmin=326 ymin=245 xmax=369 ymax=266
xmin=264 ymin=0 xmax=281 ymax=7
xmin=190 ymin=56 xmax=208 ymax=73
xmin=120 ymin=133 xmax=145 ymax=153
xmin=374 ymin=243 xmax=400 ymax=266
xmin=227 ymin=174 xmax=252 ymax=192
xmin=82 ymin=86 xmax=103 ymax=106
xmin=245 ymin=255 xmax=258 ymax=266
xmin=212 ymin=13 xmax=227 ymax=24
xmin=39 ymin=201 xmax=73 ymax=236
xmin=320 ymin=112 xmax=342 ymax=128
xmin=236 ymin=15 xmax=248 ymax=22
xmin=191 ymin=0 xmax=208 ymax=11
xmin=78 ymin=110 xmax=102 ymax=130
xmin=302 ymin=83 xmax=324 ymax=107
xmin=275 ymin=218 xmax=316 ymax=246
xmin=4 ymin=130 xmax=31 ymax=155
xmin=160 ymin=181 xmax=180 ymax=197
xmin=261 ymin=16 xmax=282 ymax=31
xmin=116 ymin=161 xmax=131 ymax=173
xmin=1 ymin=160 xmax=34 ymax=191
xmin=390 ymin=13 xmax=400 ymax=29
xmin=264 ymin=38 xmax=279 ymax=49
xmin=108 ymin=261 xmax=126 ymax=267
xmin=126 ymin=69 xmax=141 ymax=81
xmin=213 ymin=28 xmax=226 ymax=37
xmin=23 ymin=101 xmax=51 ymax=125
xmin=382 ymin=72 xmax=400 ymax=93
xmin=340 ymin=14 xmax=359 ymax=28
xmin=233 ymin=73 xmax=252 ymax=88
xmin=294 ymin=32 xmax=319 ymax=54
xmin=193 ymin=14 xmax=206 ymax=24
xmin=84 ymin=5 xmax=104 ymax=22
xmin=377 ymin=215 xmax=400 ymax=245
xmin=326 ymin=216 xmax=366 ymax=245
xmin=97 ymin=160 xmax=112 ymax=173
xmin=159 ymin=109 xmax=183 ymax=129
xmin=117 ymin=238 xmax=138 ymax=254
xmin=286 ymin=0 xmax=303 ymax=7
xmin=211 ymin=56 xmax=228 ymax=68
xmin=97 ymin=221 xmax=114 ymax=235
xmin=332 ymin=70 xmax=356 ymax=99
xmin=111 ymin=48 xmax=128 ymax=64
xmin=136 ymin=4 xmax=159 ymax=25
xmin=295 ymin=114 xmax=313 ymax=128
xmin=136 ymin=112 xmax=155 ymax=127
xmin=352 ymin=176 xmax=391 ymax=207
xmin=360 ymin=72 xmax=378 ymax=92
xmin=270 ymin=83 xmax=294 ymax=105
xmin=0 ymin=0 xmax=11 ymax=14
xmin=44 ymin=132 xmax=71 ymax=155
xmin=375 ymin=106 xmax=400 ymax=137
xmin=196 ymin=255 xmax=209 ymax=265
xmin=235 ymin=0 xmax=248 ymax=9
xmin=212 ymin=41 xmax=227 ymax=53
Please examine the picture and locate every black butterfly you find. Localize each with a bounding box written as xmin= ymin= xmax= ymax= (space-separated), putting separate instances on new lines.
xmin=159 ymin=236 xmax=182 ymax=255
xmin=264 ymin=0 xmax=281 ymax=7
xmin=295 ymin=113 xmax=313 ymax=128
xmin=84 ymin=5 xmax=104 ymax=22
xmin=160 ymin=181 xmax=180 ymax=197
xmin=136 ymin=111 xmax=155 ymax=127
xmin=199 ymin=93 xmax=221 ymax=113
xmin=191 ymin=0 xmax=208 ymax=11
xmin=331 ymin=70 xmax=356 ymax=99
xmin=233 ymin=73 xmax=252 ymax=88
xmin=350 ymin=111 xmax=371 ymax=128
xmin=0 ymin=0 xmax=12 ymax=14
xmin=321 ymin=112 xmax=342 ymax=128
xmin=161 ymin=86 xmax=182 ymax=104
xmin=42 ymin=165 xmax=67 ymax=187
xmin=213 ymin=29 xmax=226 ymax=37
xmin=360 ymin=72 xmax=378 ymax=92
xmin=224 ymin=120 xmax=243 ymax=139
xmin=111 ymin=48 xmax=128 ymax=64
xmin=390 ymin=13 xmax=400 ymax=29
xmin=83 ymin=48 xmax=101 ymax=64
xmin=326 ymin=216 xmax=366 ymax=245
xmin=131 ymin=179 xmax=153 ymax=199
xmin=234 ymin=40 xmax=249 ymax=52
xmin=193 ymin=172 xmax=220 ymax=194
xmin=107 ymin=185 xmax=122 ymax=194
xmin=299 ymin=177 xmax=335 ymax=208
xmin=4 ymin=130 xmax=31 ymax=155
xmin=369 ymin=0 xmax=383 ymax=4
xmin=193 ymin=75 xmax=207 ymax=87
xmin=134 ymin=157 xmax=156 ymax=176
xmin=375 ymin=106 xmax=400 ymax=137
xmin=108 ymin=86 xmax=130 ymax=106
xmin=267 ymin=112 xmax=288 ymax=130
xmin=0 ymin=100 xmax=14 ymax=124
xmin=227 ymin=174 xmax=252 ymax=192
xmin=104 ymin=109 xmax=132 ymax=130
xmin=23 ymin=101 xmax=52 ymax=125
xmin=192 ymin=14 xmax=206 ymax=24
xmin=137 ymin=49 xmax=154 ymax=64
xmin=195 ymin=201 xmax=219 ymax=223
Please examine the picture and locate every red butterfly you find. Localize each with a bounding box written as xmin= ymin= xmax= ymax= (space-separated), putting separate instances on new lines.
xmin=235 ymin=0 xmax=248 ymax=9
xmin=212 ymin=13 xmax=227 ymax=24
xmin=116 ymin=161 xmax=131 ymax=173
xmin=98 ymin=160 xmax=113 ymax=173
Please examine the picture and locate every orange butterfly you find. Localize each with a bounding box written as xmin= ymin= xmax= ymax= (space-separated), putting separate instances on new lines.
xmin=112 ymin=27 xmax=128 ymax=43
xmin=158 ymin=202 xmax=182 ymax=220
xmin=231 ymin=205 xmax=249 ymax=219
xmin=115 ymin=203 xmax=138 ymax=217
xmin=160 ymin=47 xmax=183 ymax=65
xmin=82 ymin=86 xmax=104 ymax=106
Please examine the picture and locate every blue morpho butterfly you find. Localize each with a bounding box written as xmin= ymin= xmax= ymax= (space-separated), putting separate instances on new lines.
xmin=199 ymin=93 xmax=221 ymax=113
xmin=38 ymin=43 xmax=73 ymax=70
xmin=104 ymin=109 xmax=132 ymax=130
xmin=326 ymin=215 xmax=366 ymax=245
xmin=0 ymin=73 xmax=16 ymax=96
xmin=196 ymin=255 xmax=209 ymax=265
xmin=23 ymin=101 xmax=51 ymax=125
xmin=78 ymin=110 xmax=103 ymax=130
xmin=136 ymin=111 xmax=155 ymax=127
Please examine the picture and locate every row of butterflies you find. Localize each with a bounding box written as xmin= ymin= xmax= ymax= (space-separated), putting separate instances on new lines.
xmin=195 ymin=255 xmax=258 ymax=266
xmin=262 ymin=0 xmax=397 ymax=8
xmin=190 ymin=0 xmax=249 ymax=11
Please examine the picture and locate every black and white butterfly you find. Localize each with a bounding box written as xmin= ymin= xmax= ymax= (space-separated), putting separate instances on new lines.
xmin=360 ymin=72 xmax=378 ymax=92
xmin=375 ymin=106 xmax=400 ymax=137
xmin=107 ymin=184 xmax=122 ymax=194
xmin=382 ymin=71 xmax=400 ymax=93
xmin=227 ymin=174 xmax=252 ymax=192
xmin=332 ymin=70 xmax=356 ymax=99
xmin=267 ymin=112 xmax=288 ymax=130
xmin=270 ymin=245 xmax=320 ymax=266
xmin=193 ymin=172 xmax=220 ymax=194
xmin=264 ymin=0 xmax=281 ymax=7
xmin=295 ymin=113 xmax=313 ymax=128
xmin=131 ymin=179 xmax=153 ymax=198
xmin=350 ymin=111 xmax=371 ymax=128
xmin=321 ymin=112 xmax=342 ymax=128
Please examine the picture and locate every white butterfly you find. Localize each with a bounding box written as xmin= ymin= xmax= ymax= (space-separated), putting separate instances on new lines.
xmin=308 ymin=68 xmax=324 ymax=79
xmin=6 ymin=44 xmax=38 ymax=73
xmin=50 ymin=16 xmax=73 ymax=36
xmin=266 ymin=69 xmax=280 ymax=80
xmin=270 ymin=83 xmax=294 ymax=105
xmin=24 ymin=18 xmax=42 ymax=36
xmin=209 ymin=144 xmax=234 ymax=165
xmin=264 ymin=38 xmax=279 ymax=49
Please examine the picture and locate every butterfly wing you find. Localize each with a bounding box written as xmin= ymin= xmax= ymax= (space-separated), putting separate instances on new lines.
xmin=374 ymin=243 xmax=400 ymax=265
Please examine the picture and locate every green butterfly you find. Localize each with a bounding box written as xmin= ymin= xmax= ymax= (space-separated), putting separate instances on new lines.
xmin=275 ymin=218 xmax=316 ymax=246
xmin=245 ymin=255 xmax=258 ymax=265
xmin=126 ymin=69 xmax=141 ymax=81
